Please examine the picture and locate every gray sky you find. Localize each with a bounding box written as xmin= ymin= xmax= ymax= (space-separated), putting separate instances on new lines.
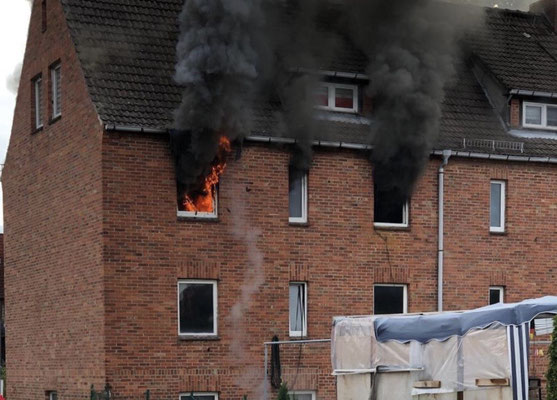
xmin=0 ymin=0 xmax=541 ymax=233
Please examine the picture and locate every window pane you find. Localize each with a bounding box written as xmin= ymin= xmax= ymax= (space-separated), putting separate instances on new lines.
xmin=290 ymin=394 xmax=313 ymax=400
xmin=180 ymin=396 xmax=215 ymax=400
xmin=489 ymin=289 xmax=502 ymax=305
xmin=374 ymin=186 xmax=406 ymax=224
xmin=548 ymin=106 xmax=557 ymax=127
xmin=179 ymin=283 xmax=214 ymax=334
xmin=289 ymin=284 xmax=305 ymax=333
xmin=525 ymin=105 xmax=542 ymax=125
xmin=35 ymin=78 xmax=42 ymax=127
xmin=289 ymin=168 xmax=304 ymax=219
xmin=335 ymin=88 xmax=354 ymax=109
xmin=374 ymin=286 xmax=405 ymax=315
xmin=490 ymin=183 xmax=502 ymax=228
xmin=315 ymin=86 xmax=329 ymax=107
xmin=52 ymin=66 xmax=61 ymax=117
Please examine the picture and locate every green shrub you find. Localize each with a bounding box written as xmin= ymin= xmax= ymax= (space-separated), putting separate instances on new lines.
xmin=276 ymin=383 xmax=289 ymax=400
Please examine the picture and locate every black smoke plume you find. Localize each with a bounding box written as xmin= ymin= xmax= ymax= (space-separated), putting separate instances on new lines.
xmin=349 ymin=0 xmax=481 ymax=199
xmin=172 ymin=0 xmax=263 ymax=196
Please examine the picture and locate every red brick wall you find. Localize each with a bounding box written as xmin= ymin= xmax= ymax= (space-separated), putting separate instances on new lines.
xmin=510 ymin=98 xmax=521 ymax=127
xmin=2 ymin=0 xmax=106 ymax=398
xmin=100 ymin=130 xmax=557 ymax=399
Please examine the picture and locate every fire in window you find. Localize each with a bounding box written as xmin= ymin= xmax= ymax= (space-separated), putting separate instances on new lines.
xmin=289 ymin=167 xmax=308 ymax=224
xmin=315 ymin=83 xmax=358 ymax=113
xmin=289 ymin=282 xmax=307 ymax=337
xmin=374 ymin=284 xmax=407 ymax=315
xmin=178 ymin=280 xmax=217 ymax=336
xmin=177 ymin=136 xmax=230 ymax=218
xmin=374 ymin=184 xmax=409 ymax=227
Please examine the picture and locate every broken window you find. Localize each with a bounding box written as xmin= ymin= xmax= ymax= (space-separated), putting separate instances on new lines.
xmin=489 ymin=286 xmax=504 ymax=305
xmin=179 ymin=393 xmax=218 ymax=400
xmin=178 ymin=280 xmax=217 ymax=336
xmin=374 ymin=284 xmax=407 ymax=315
xmin=315 ymin=83 xmax=358 ymax=113
xmin=289 ymin=167 xmax=308 ymax=224
xmin=289 ymin=282 xmax=307 ymax=337
xmin=374 ymin=184 xmax=409 ymax=227
xmin=33 ymin=75 xmax=43 ymax=130
xmin=50 ymin=63 xmax=61 ymax=119
xmin=490 ymin=180 xmax=505 ymax=233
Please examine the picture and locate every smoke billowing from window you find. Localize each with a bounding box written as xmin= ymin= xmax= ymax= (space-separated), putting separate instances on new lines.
xmin=172 ymin=0 xmax=484 ymax=200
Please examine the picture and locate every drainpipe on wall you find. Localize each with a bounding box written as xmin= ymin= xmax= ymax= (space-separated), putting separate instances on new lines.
xmin=438 ymin=150 xmax=452 ymax=312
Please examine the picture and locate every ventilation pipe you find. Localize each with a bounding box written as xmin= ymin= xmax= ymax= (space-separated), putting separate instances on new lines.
xmin=438 ymin=150 xmax=452 ymax=312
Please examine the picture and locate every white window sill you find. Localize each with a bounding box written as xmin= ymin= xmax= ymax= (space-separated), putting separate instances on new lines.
xmin=315 ymin=105 xmax=358 ymax=114
xmin=177 ymin=211 xmax=218 ymax=220
xmin=522 ymin=123 xmax=557 ymax=131
xmin=289 ymin=217 xmax=308 ymax=225
xmin=289 ymin=332 xmax=307 ymax=338
xmin=178 ymin=333 xmax=219 ymax=341
xmin=490 ymin=227 xmax=506 ymax=234
xmin=374 ymin=222 xmax=409 ymax=229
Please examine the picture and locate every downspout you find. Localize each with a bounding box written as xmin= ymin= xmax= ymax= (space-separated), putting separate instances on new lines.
xmin=438 ymin=150 xmax=452 ymax=312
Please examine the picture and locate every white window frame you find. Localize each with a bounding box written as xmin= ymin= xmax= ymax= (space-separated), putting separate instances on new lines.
xmin=373 ymin=200 xmax=409 ymax=228
xmin=490 ymin=180 xmax=506 ymax=233
xmin=179 ymin=393 xmax=218 ymax=400
xmin=489 ymin=286 xmax=505 ymax=305
xmin=373 ymin=284 xmax=408 ymax=314
xmin=34 ymin=76 xmax=43 ymax=129
xmin=177 ymin=188 xmax=219 ymax=220
xmin=289 ymin=282 xmax=308 ymax=337
xmin=316 ymin=83 xmax=358 ymax=113
xmin=177 ymin=280 xmax=218 ymax=337
xmin=288 ymin=390 xmax=316 ymax=400
xmin=522 ymin=101 xmax=557 ymax=130
xmin=51 ymin=63 xmax=61 ymax=119
xmin=289 ymin=172 xmax=308 ymax=224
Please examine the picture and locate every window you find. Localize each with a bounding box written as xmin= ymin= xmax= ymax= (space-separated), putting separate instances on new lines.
xmin=33 ymin=75 xmax=43 ymax=130
xmin=42 ymin=0 xmax=47 ymax=32
xmin=315 ymin=83 xmax=358 ymax=113
xmin=490 ymin=180 xmax=505 ymax=233
xmin=374 ymin=185 xmax=409 ymax=228
xmin=374 ymin=284 xmax=408 ymax=315
xmin=289 ymin=282 xmax=307 ymax=337
xmin=523 ymin=102 xmax=557 ymax=129
xmin=177 ymin=186 xmax=219 ymax=219
xmin=179 ymin=393 xmax=218 ymax=400
xmin=489 ymin=286 xmax=504 ymax=305
xmin=47 ymin=392 xmax=57 ymax=400
xmin=289 ymin=391 xmax=316 ymax=400
xmin=178 ymin=280 xmax=217 ymax=336
xmin=51 ymin=63 xmax=61 ymax=118
xmin=289 ymin=168 xmax=308 ymax=224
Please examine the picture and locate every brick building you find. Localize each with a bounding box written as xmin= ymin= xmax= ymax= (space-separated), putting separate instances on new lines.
xmin=2 ymin=0 xmax=557 ymax=399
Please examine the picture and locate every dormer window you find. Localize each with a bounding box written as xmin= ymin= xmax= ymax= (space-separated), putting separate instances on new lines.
xmin=315 ymin=83 xmax=358 ymax=113
xmin=523 ymin=102 xmax=557 ymax=130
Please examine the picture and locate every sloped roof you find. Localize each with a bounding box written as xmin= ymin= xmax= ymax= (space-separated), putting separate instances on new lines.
xmin=60 ymin=0 xmax=557 ymax=158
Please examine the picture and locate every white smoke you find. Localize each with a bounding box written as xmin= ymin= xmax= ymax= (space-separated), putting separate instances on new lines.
xmin=6 ymin=63 xmax=22 ymax=95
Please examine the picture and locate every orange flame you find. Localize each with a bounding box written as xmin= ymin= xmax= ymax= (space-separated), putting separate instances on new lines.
xmin=181 ymin=136 xmax=231 ymax=213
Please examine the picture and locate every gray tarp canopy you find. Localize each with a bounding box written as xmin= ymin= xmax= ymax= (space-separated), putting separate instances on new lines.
xmin=374 ymin=296 xmax=557 ymax=343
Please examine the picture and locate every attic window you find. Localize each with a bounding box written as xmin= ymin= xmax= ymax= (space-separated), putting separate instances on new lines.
xmin=50 ymin=63 xmax=61 ymax=119
xmin=315 ymin=83 xmax=358 ymax=113
xmin=523 ymin=102 xmax=557 ymax=130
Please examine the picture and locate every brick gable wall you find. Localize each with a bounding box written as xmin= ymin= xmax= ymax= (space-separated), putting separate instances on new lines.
xmin=2 ymin=0 xmax=106 ymax=398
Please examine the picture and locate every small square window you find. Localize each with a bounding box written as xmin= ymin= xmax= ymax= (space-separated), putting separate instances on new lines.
xmin=33 ymin=75 xmax=43 ymax=130
xmin=522 ymin=101 xmax=557 ymax=130
xmin=315 ymin=83 xmax=358 ymax=113
xmin=374 ymin=185 xmax=409 ymax=228
xmin=50 ymin=63 xmax=61 ymax=119
xmin=289 ymin=282 xmax=307 ymax=337
xmin=489 ymin=286 xmax=504 ymax=305
xmin=289 ymin=391 xmax=316 ymax=400
xmin=374 ymin=284 xmax=407 ymax=315
xmin=179 ymin=393 xmax=218 ymax=400
xmin=289 ymin=168 xmax=308 ymax=224
xmin=490 ymin=180 xmax=505 ymax=233
xmin=178 ymin=280 xmax=217 ymax=336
